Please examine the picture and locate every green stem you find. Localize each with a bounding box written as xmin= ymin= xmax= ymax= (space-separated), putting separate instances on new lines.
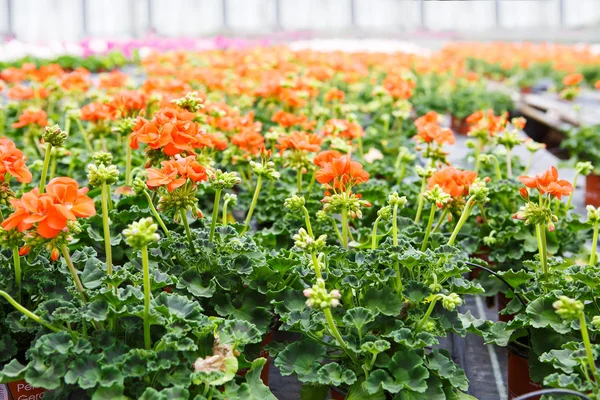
xmin=505 ymin=148 xmax=512 ymax=179
xmin=39 ymin=143 xmax=52 ymax=193
xmin=302 ymin=206 xmax=314 ymax=237
xmin=13 ymin=247 xmax=21 ymax=301
xmin=416 ymin=297 xmax=439 ymax=332
xmin=414 ymin=178 xmax=427 ymax=223
xmin=474 ymin=146 xmax=481 ymax=173
xmin=142 ymin=245 xmax=152 ymax=350
xmin=209 ymin=189 xmax=222 ymax=241
xmin=356 ymin=134 xmax=364 ymax=162
xmin=49 ymin=152 xmax=57 ymax=180
xmin=396 ymin=163 xmax=406 ymax=186
xmin=125 ymin=142 xmax=132 ymax=186
xmin=0 ymin=290 xmax=62 ymax=332
xmin=579 ymin=314 xmax=598 ymax=380
xmin=590 ymin=221 xmax=599 ymax=267
xmin=421 ymin=204 xmax=437 ymax=252
xmin=331 ymin=218 xmax=343 ymax=244
xmin=241 ymin=176 xmax=262 ymax=235
xmin=222 ymin=201 xmax=229 ymax=225
xmin=60 ymin=244 xmax=87 ymax=301
xmin=306 ymin=171 xmax=316 ymax=197
xmin=371 ymin=216 xmax=382 ymax=250
xmin=540 ymin=224 xmax=548 ymax=278
xmin=448 ymin=197 xmax=476 ymax=246
xmin=392 ymin=204 xmax=403 ymax=294
xmin=180 ymin=209 xmax=195 ymax=251
xmin=75 ymin=119 xmax=94 ymax=153
xmin=566 ymin=172 xmax=579 ymax=210
xmin=101 ymin=183 xmax=113 ymax=276
xmin=296 ymin=169 xmax=303 ymax=195
xmin=491 ymin=155 xmax=502 ymax=180
xmin=432 ymin=209 xmax=449 ymax=233
xmin=311 ymin=251 xmax=322 ymax=279
xmin=143 ymin=190 xmax=171 ymax=238
xmin=341 ymin=206 xmax=349 ymax=249
xmin=525 ymin=153 xmax=533 ymax=174
xmin=323 ymin=307 xmax=359 ymax=365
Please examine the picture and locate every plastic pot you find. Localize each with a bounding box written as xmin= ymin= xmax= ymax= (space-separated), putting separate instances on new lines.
xmin=0 ymin=379 xmax=46 ymax=400
xmin=331 ymin=387 xmax=345 ymax=400
xmin=585 ymin=174 xmax=600 ymax=207
xmin=450 ymin=115 xmax=470 ymax=135
xmin=507 ymin=349 xmax=542 ymax=400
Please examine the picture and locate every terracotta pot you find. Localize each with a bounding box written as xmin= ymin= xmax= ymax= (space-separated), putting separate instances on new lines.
xmin=236 ymin=332 xmax=273 ymax=385
xmin=450 ymin=115 xmax=470 ymax=135
xmin=497 ymin=292 xmax=516 ymax=323
xmin=331 ymin=387 xmax=345 ymax=400
xmin=0 ymin=379 xmax=46 ymax=399
xmin=586 ymin=174 xmax=600 ymax=207
xmin=507 ymin=350 xmax=542 ymax=399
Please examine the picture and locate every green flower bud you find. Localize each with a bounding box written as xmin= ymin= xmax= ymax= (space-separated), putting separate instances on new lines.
xmin=66 ymin=109 xmax=81 ymax=120
xmin=0 ymin=182 xmax=16 ymax=206
xmin=223 ymin=193 xmax=237 ymax=207
xmin=87 ymin=163 xmax=120 ymax=187
xmin=293 ymin=228 xmax=327 ymax=252
xmin=124 ymin=217 xmax=160 ymax=249
xmin=469 ymin=181 xmax=490 ymax=204
xmin=416 ymin=166 xmax=436 ymax=179
xmin=304 ymin=279 xmax=341 ymax=310
xmin=132 ymin=177 xmax=148 ymax=194
xmin=172 ymin=91 xmax=204 ymax=112
xmin=592 ymin=315 xmax=600 ymax=330
xmin=316 ymin=210 xmax=329 ymax=222
xmin=42 ymin=125 xmax=68 ymax=147
xmin=423 ymin=185 xmax=452 ymax=208
xmin=112 ymin=117 xmax=136 ymax=135
xmin=284 ymin=195 xmax=305 ymax=212
xmin=397 ymin=146 xmax=416 ymax=163
xmin=441 ymin=293 xmax=462 ymax=311
xmin=250 ymin=160 xmax=280 ymax=180
xmin=207 ymin=169 xmax=241 ymax=190
xmin=92 ymin=152 xmax=113 ymax=166
xmin=553 ymin=296 xmax=584 ymax=321
xmin=513 ymin=202 xmax=556 ymax=226
xmin=576 ymin=161 xmax=594 ymax=176
xmin=423 ymin=321 xmax=437 ymax=333
xmin=377 ymin=205 xmax=392 ymax=220
xmin=0 ymin=227 xmax=24 ymax=249
xmin=587 ymin=205 xmax=600 ymax=224
xmin=387 ymin=192 xmax=408 ymax=208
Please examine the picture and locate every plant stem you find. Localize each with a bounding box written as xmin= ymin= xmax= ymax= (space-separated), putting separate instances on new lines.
xmin=39 ymin=143 xmax=52 ymax=193
xmin=209 ymin=189 xmax=221 ymax=242
xmin=125 ymin=142 xmax=132 ymax=186
xmin=356 ymin=134 xmax=364 ymax=162
xmin=143 ymin=190 xmax=171 ymax=238
xmin=474 ymin=146 xmax=481 ymax=173
xmin=12 ymin=247 xmax=21 ymax=301
xmin=392 ymin=204 xmax=403 ymax=294
xmin=371 ymin=216 xmax=382 ymax=250
xmin=323 ymin=307 xmax=359 ymax=365
xmin=222 ymin=201 xmax=229 ymax=225
xmin=302 ymin=206 xmax=314 ymax=237
xmin=0 ymin=290 xmax=61 ymax=332
xmin=311 ymin=251 xmax=322 ymax=279
xmin=396 ymin=163 xmax=406 ymax=186
xmin=505 ymin=148 xmax=512 ymax=179
xmin=414 ymin=178 xmax=427 ymax=223
xmin=142 ymin=245 xmax=152 ymax=350
xmin=432 ymin=209 xmax=449 ymax=233
xmin=296 ymin=169 xmax=303 ymax=194
xmin=341 ymin=206 xmax=349 ymax=249
xmin=579 ymin=313 xmax=598 ymax=380
xmin=306 ymin=171 xmax=316 ymax=197
xmin=448 ymin=197 xmax=476 ymax=246
xmin=75 ymin=119 xmax=94 ymax=153
xmin=491 ymin=155 xmax=502 ymax=180
xmin=60 ymin=244 xmax=87 ymax=301
xmin=566 ymin=172 xmax=579 ymax=210
xmin=416 ymin=297 xmax=439 ymax=332
xmin=180 ymin=209 xmax=195 ymax=251
xmin=540 ymin=224 xmax=548 ymax=278
xmin=421 ymin=205 xmax=437 ymax=252
xmin=590 ymin=221 xmax=599 ymax=266
xmin=101 ymin=183 xmax=113 ymax=276
xmin=241 ymin=176 xmax=262 ymax=235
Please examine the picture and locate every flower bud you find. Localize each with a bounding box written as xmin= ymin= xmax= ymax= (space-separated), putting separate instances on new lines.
xmin=87 ymin=162 xmax=120 ymax=187
xmin=124 ymin=217 xmax=160 ymax=249
xmin=423 ymin=185 xmax=451 ymax=208
xmin=171 ymin=91 xmax=204 ymax=112
xmin=42 ymin=125 xmax=68 ymax=147
xmin=207 ymin=169 xmax=241 ymax=190
xmin=387 ymin=192 xmax=408 ymax=208
xmin=441 ymin=293 xmax=462 ymax=311
xmin=416 ymin=166 xmax=436 ymax=179
xmin=592 ymin=315 xmax=600 ymax=330
xmin=553 ymin=296 xmax=584 ymax=321
xmin=50 ymin=247 xmax=60 ymax=262
xmin=576 ymin=161 xmax=594 ymax=176
xmin=92 ymin=152 xmax=113 ymax=166
xmin=304 ymin=279 xmax=341 ymax=310
xmin=293 ymin=228 xmax=327 ymax=252
xmin=284 ymin=195 xmax=305 ymax=212
xmin=223 ymin=193 xmax=237 ymax=208
xmin=132 ymin=177 xmax=148 ymax=194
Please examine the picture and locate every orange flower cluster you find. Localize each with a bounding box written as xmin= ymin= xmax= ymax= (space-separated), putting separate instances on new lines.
xmin=146 ymin=155 xmax=207 ymax=192
xmin=324 ymin=88 xmax=345 ymax=103
xmin=59 ymin=68 xmax=91 ymax=92
xmin=466 ymin=109 xmax=507 ymax=136
xmin=99 ymin=70 xmax=129 ymax=90
xmin=322 ymin=119 xmax=364 ymax=141
xmin=271 ymin=111 xmax=311 ymax=129
xmin=562 ymin=73 xmax=583 ymax=87
xmin=7 ymin=85 xmax=50 ymax=100
xmin=231 ymin=128 xmax=265 ymax=156
xmin=428 ymin=167 xmax=477 ymax=198
xmin=315 ymin=154 xmax=370 ymax=192
xmin=12 ymin=108 xmax=48 ymax=128
xmin=414 ymin=111 xmax=455 ymax=145
xmin=0 ymin=137 xmax=32 ymax=183
xmin=130 ymin=105 xmax=220 ymax=156
xmin=314 ymin=150 xmax=343 ymax=168
xmin=2 ymin=177 xmax=96 ymax=242
xmin=518 ymin=166 xmax=573 ymax=199
xmin=276 ymin=131 xmax=322 ymax=154
xmin=383 ymin=74 xmax=416 ymax=99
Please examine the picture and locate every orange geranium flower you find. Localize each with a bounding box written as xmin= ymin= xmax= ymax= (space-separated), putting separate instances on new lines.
xmin=414 ymin=111 xmax=440 ymax=131
xmin=562 ymin=73 xmax=583 ymax=87
xmin=0 ymin=67 xmax=26 ymax=83
xmin=0 ymin=137 xmax=32 ymax=183
xmin=271 ymin=111 xmax=307 ymax=129
xmin=7 ymin=85 xmax=50 ymax=100
xmin=80 ymin=102 xmax=114 ymax=123
xmin=107 ymin=91 xmax=147 ymax=118
xmin=146 ymin=155 xmax=207 ymax=191
xmin=324 ymin=88 xmax=345 ymax=102
xmin=322 ymin=119 xmax=364 ymax=140
xmin=315 ymin=154 xmax=370 ymax=191
xmin=231 ymin=128 xmax=265 ymax=156
xmin=428 ymin=167 xmax=477 ymax=197
xmin=59 ymin=69 xmax=91 ymax=92
xmin=595 ymin=80 xmax=600 ymax=90
xmin=12 ymin=109 xmax=48 ymax=128
xmin=466 ymin=109 xmax=507 ymax=136
xmin=45 ymin=177 xmax=96 ymax=221
xmin=314 ymin=150 xmax=343 ymax=167
xmin=518 ymin=166 xmax=573 ymax=199
xmin=276 ymin=131 xmax=322 ymax=154
xmin=99 ymin=70 xmax=129 ymax=90
xmin=414 ymin=124 xmax=455 ymax=145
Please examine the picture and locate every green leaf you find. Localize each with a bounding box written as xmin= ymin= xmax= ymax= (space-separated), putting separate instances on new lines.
xmin=387 ymin=349 xmax=429 ymax=393
xmin=360 ymin=340 xmax=391 ymax=355
xmin=317 ymin=363 xmax=357 ymax=386
xmin=300 ymin=384 xmax=329 ymax=400
xmin=347 ymin=379 xmax=386 ymax=400
xmin=427 ymin=349 xmax=468 ymax=391
xmin=222 ymin=358 xmax=276 ymax=400
xmin=24 ymin=357 xmax=68 ymax=390
xmin=0 ymin=359 xmax=27 ymax=383
xmin=397 ymin=375 xmax=445 ymax=400
xmin=64 ymin=354 xmax=101 ymax=389
xmin=220 ymin=320 xmax=262 ymax=346
xmin=363 ymin=286 xmax=403 ymax=316
xmin=152 ymin=292 xmax=204 ymax=322
xmin=0 ymin=334 xmax=18 ymax=362
xmin=274 ymin=340 xmax=326 ymax=383
xmin=403 ymin=281 xmax=430 ymax=303
xmin=177 ymin=269 xmax=216 ymax=298
xmin=83 ymin=300 xmax=109 ymax=322
xmin=91 ymin=383 xmax=127 ymax=400
xmin=526 ymin=297 xmax=571 ymax=334
xmin=364 ymin=370 xmax=402 ymax=394
xmin=386 ymin=328 xmax=438 ymax=349
xmin=343 ymin=307 xmax=375 ymax=336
